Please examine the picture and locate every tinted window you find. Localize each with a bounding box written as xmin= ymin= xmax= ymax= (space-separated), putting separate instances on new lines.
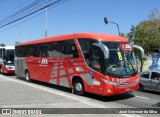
xmin=39 ymin=43 xmax=49 ymax=57
xmin=49 ymin=39 xmax=78 ymax=58
xmin=22 ymin=46 xmax=27 ymax=57
xmin=102 ymin=42 xmax=119 ymax=49
xmin=90 ymin=49 xmax=102 ymax=73
xmin=78 ymin=38 xmax=104 ymax=73
xmin=15 ymin=46 xmax=26 ymax=57
xmin=78 ymin=38 xmax=97 ymax=53
xmin=0 ymin=49 xmax=5 ymax=59
xmin=15 ymin=39 xmax=78 ymax=58
xmin=140 ymin=72 xmax=150 ymax=79
xmin=78 ymin=38 xmax=97 ymax=65
xmin=151 ymin=72 xmax=160 ymax=80
xmin=33 ymin=45 xmax=40 ymax=57
xmin=6 ymin=49 xmax=14 ymax=62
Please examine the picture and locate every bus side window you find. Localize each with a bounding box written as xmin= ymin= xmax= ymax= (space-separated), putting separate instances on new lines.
xmin=28 ymin=46 xmax=34 ymax=57
xmin=49 ymin=42 xmax=62 ymax=58
xmin=39 ymin=43 xmax=49 ymax=57
xmin=17 ymin=46 xmax=22 ymax=57
xmin=62 ymin=41 xmax=72 ymax=57
xmin=62 ymin=40 xmax=79 ymax=58
xmin=49 ymin=40 xmax=78 ymax=58
xmin=15 ymin=47 xmax=19 ymax=57
xmin=33 ymin=45 xmax=40 ymax=57
xmin=22 ymin=46 xmax=28 ymax=57
xmin=71 ymin=44 xmax=79 ymax=58
xmin=78 ymin=38 xmax=98 ymax=66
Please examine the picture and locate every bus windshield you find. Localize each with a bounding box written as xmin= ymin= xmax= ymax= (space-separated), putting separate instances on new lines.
xmin=102 ymin=42 xmax=138 ymax=78
xmin=6 ymin=49 xmax=15 ymax=65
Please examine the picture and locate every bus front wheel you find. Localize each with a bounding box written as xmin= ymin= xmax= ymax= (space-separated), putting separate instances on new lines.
xmin=25 ymin=70 xmax=31 ymax=82
xmin=73 ymin=78 xmax=85 ymax=96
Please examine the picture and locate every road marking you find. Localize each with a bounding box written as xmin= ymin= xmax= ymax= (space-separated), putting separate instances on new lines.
xmin=135 ymin=96 xmax=150 ymax=100
xmin=1 ymin=75 xmax=144 ymax=117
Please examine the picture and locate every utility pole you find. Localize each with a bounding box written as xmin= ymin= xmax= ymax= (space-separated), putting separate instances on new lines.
xmin=45 ymin=5 xmax=48 ymax=37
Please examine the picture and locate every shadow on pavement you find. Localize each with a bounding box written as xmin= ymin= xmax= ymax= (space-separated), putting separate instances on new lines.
xmin=136 ymin=89 xmax=160 ymax=95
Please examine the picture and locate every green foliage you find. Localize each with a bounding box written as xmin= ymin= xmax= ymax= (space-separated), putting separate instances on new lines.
xmin=126 ymin=25 xmax=135 ymax=42
xmin=119 ymin=32 xmax=126 ymax=37
xmin=125 ymin=9 xmax=160 ymax=55
xmin=134 ymin=19 xmax=160 ymax=55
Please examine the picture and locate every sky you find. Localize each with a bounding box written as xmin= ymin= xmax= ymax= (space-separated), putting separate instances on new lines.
xmin=0 ymin=0 xmax=160 ymax=45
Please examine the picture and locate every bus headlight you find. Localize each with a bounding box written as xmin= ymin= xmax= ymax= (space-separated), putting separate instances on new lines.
xmin=101 ymin=78 xmax=118 ymax=86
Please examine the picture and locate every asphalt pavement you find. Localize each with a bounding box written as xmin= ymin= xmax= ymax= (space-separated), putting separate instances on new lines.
xmin=0 ymin=74 xmax=160 ymax=117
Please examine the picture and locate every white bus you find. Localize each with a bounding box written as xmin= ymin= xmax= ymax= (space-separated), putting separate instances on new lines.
xmin=0 ymin=44 xmax=15 ymax=74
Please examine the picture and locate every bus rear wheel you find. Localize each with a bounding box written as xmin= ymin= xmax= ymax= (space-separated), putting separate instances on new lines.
xmin=73 ymin=78 xmax=85 ymax=96
xmin=25 ymin=70 xmax=31 ymax=82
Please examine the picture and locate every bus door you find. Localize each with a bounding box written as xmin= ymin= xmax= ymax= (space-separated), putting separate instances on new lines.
xmin=88 ymin=43 xmax=109 ymax=94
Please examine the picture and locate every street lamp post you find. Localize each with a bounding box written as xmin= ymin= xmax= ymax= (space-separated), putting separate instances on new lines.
xmin=104 ymin=17 xmax=120 ymax=36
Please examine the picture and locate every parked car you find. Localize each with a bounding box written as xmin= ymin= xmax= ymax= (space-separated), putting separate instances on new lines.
xmin=138 ymin=71 xmax=160 ymax=92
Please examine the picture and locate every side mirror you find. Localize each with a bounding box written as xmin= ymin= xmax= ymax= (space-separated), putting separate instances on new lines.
xmin=93 ymin=43 xmax=109 ymax=59
xmin=132 ymin=44 xmax=145 ymax=59
xmin=104 ymin=17 xmax=109 ymax=24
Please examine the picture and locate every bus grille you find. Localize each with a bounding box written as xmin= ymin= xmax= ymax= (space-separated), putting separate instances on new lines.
xmin=117 ymin=80 xmax=138 ymax=87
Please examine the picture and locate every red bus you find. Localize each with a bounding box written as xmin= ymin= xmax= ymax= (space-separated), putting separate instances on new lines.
xmin=15 ymin=33 xmax=144 ymax=96
xmin=0 ymin=45 xmax=15 ymax=74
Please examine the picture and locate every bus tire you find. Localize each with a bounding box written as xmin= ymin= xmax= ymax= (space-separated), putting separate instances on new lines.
xmin=25 ymin=70 xmax=31 ymax=82
xmin=137 ymin=84 xmax=144 ymax=91
xmin=73 ymin=78 xmax=85 ymax=96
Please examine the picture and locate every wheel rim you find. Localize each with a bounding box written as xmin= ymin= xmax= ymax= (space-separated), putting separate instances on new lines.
xmin=76 ymin=83 xmax=82 ymax=91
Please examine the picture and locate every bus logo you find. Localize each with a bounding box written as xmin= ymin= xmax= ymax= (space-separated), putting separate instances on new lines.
xmin=120 ymin=44 xmax=132 ymax=51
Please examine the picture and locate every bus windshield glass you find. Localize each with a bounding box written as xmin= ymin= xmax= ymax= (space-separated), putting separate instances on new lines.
xmin=102 ymin=42 xmax=138 ymax=78
xmin=6 ymin=49 xmax=14 ymax=65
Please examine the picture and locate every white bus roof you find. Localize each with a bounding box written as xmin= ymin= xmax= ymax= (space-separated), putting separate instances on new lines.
xmin=0 ymin=45 xmax=15 ymax=50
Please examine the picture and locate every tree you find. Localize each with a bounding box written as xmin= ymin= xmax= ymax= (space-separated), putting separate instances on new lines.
xmin=126 ymin=25 xmax=135 ymax=42
xmin=133 ymin=9 xmax=160 ymax=55
xmin=134 ymin=19 xmax=160 ymax=55
xmin=148 ymin=8 xmax=160 ymax=20
xmin=125 ymin=9 xmax=160 ymax=72
xmin=119 ymin=32 xmax=126 ymax=37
